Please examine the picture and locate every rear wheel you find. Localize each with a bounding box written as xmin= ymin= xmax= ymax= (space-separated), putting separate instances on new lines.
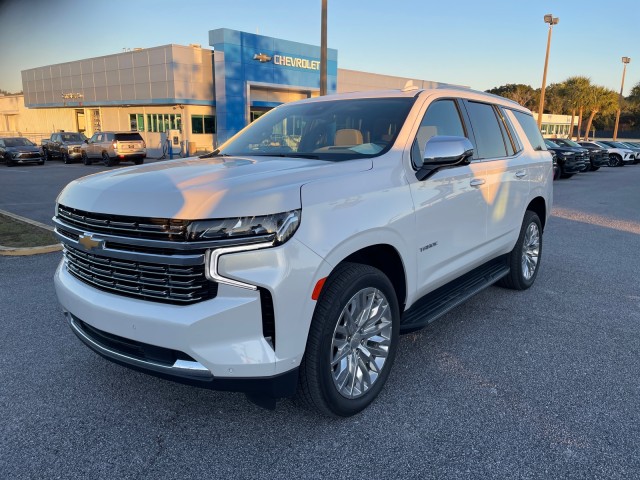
xmin=102 ymin=152 xmax=116 ymax=167
xmin=498 ymin=211 xmax=542 ymax=291
xmin=82 ymin=151 xmax=92 ymax=165
xmin=297 ymin=263 xmax=399 ymax=417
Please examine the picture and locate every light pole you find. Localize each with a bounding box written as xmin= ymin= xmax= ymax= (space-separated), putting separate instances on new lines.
xmin=320 ymin=0 xmax=328 ymax=96
xmin=612 ymin=56 xmax=631 ymax=140
xmin=537 ymin=14 xmax=559 ymax=129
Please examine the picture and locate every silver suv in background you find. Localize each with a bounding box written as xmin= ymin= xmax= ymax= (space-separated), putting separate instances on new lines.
xmin=81 ymin=132 xmax=146 ymax=166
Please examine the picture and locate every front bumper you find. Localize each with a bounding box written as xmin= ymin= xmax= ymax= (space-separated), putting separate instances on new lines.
xmin=67 ymin=312 xmax=299 ymax=396
xmin=54 ymin=238 xmax=330 ymax=394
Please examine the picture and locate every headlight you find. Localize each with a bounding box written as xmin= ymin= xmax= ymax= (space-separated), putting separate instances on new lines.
xmin=200 ymin=210 xmax=302 ymax=289
xmin=187 ymin=209 xmax=301 ymax=245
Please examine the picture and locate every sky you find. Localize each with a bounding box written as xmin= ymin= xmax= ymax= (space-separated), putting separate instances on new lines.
xmin=0 ymin=0 xmax=638 ymax=95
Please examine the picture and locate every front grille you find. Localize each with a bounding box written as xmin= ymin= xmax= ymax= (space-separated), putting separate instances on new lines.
xmin=64 ymin=245 xmax=217 ymax=305
xmin=16 ymin=152 xmax=40 ymax=159
xmin=57 ymin=204 xmax=189 ymax=242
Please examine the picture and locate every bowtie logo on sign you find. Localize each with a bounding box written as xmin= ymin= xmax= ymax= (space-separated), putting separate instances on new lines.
xmin=253 ymin=53 xmax=272 ymax=63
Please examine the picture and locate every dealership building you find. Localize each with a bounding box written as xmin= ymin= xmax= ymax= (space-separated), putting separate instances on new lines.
xmin=1 ymin=28 xmax=446 ymax=157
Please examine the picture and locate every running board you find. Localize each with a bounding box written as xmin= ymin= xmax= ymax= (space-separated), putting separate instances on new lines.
xmin=400 ymin=255 xmax=509 ymax=333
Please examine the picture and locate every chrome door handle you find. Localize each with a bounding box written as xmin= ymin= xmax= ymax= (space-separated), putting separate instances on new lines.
xmin=515 ymin=170 xmax=527 ymax=178
xmin=470 ymin=178 xmax=485 ymax=187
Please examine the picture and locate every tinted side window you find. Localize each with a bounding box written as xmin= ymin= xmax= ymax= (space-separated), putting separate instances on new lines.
xmin=465 ymin=101 xmax=507 ymax=159
xmin=511 ymin=110 xmax=546 ymax=151
xmin=411 ymin=99 xmax=466 ymax=167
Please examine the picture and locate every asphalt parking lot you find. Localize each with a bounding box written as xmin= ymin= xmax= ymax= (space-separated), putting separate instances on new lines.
xmin=1 ymin=162 xmax=640 ymax=479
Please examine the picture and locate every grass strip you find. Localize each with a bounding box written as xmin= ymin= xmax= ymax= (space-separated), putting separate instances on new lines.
xmin=0 ymin=213 xmax=58 ymax=248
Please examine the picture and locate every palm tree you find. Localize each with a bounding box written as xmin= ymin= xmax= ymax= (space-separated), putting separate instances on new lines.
xmin=582 ymin=86 xmax=619 ymax=140
xmin=562 ymin=76 xmax=591 ymax=140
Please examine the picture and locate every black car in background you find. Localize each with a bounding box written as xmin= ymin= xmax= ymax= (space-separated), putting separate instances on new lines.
xmin=544 ymin=139 xmax=587 ymax=178
xmin=0 ymin=137 xmax=44 ymax=166
xmin=555 ymin=139 xmax=609 ymax=171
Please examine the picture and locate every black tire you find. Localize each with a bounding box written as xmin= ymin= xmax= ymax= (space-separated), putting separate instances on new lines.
xmin=134 ymin=158 xmax=144 ymax=165
xmin=38 ymin=159 xmax=44 ymax=165
xmin=297 ymin=262 xmax=400 ymax=417
xmin=63 ymin=152 xmax=72 ymax=164
xmin=82 ymin=152 xmax=92 ymax=165
xmin=102 ymin=152 xmax=116 ymax=167
xmin=609 ymin=154 xmax=622 ymax=167
xmin=5 ymin=156 xmax=14 ymax=167
xmin=498 ymin=211 xmax=542 ymax=291
xmin=590 ymin=166 xmax=600 ymax=172
xmin=44 ymin=149 xmax=51 ymax=161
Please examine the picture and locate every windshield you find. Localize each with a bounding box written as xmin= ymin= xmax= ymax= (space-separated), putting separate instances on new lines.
xmin=219 ymin=97 xmax=416 ymax=161
xmin=61 ymin=133 xmax=85 ymax=142
xmin=544 ymin=139 xmax=560 ymax=148
xmin=3 ymin=138 xmax=35 ymax=147
xmin=557 ymin=139 xmax=582 ymax=148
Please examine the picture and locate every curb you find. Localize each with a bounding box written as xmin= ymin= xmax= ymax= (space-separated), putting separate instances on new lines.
xmin=0 ymin=209 xmax=62 ymax=256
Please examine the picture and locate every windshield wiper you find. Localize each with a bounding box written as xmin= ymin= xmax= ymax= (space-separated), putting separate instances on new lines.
xmin=199 ymin=149 xmax=232 ymax=158
xmin=250 ymin=153 xmax=321 ymax=159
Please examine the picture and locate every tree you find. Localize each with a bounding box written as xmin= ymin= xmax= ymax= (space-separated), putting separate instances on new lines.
xmin=486 ymin=84 xmax=538 ymax=110
xmin=581 ymin=86 xmax=618 ymax=140
xmin=560 ymin=76 xmax=591 ymax=140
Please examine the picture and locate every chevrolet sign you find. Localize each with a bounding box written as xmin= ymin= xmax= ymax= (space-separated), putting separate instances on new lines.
xmin=273 ymin=55 xmax=320 ymax=71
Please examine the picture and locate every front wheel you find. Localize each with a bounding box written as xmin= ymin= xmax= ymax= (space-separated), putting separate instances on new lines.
xmin=609 ymin=154 xmax=622 ymax=167
xmin=82 ymin=152 xmax=91 ymax=165
xmin=63 ymin=152 xmax=72 ymax=164
xmin=498 ymin=211 xmax=542 ymax=291
xmin=297 ymin=263 xmax=400 ymax=417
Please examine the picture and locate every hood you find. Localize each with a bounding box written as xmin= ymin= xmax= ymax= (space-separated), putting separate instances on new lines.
xmin=62 ymin=140 xmax=85 ymax=146
xmin=7 ymin=145 xmax=40 ymax=153
xmin=57 ymin=155 xmax=372 ymax=219
xmin=548 ymin=146 xmax=583 ymax=154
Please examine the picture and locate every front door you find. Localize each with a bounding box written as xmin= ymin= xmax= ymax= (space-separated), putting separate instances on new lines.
xmin=409 ymin=98 xmax=488 ymax=298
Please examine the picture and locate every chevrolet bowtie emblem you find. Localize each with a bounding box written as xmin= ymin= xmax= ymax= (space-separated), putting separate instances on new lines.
xmin=253 ymin=53 xmax=272 ymax=63
xmin=78 ymin=233 xmax=103 ymax=251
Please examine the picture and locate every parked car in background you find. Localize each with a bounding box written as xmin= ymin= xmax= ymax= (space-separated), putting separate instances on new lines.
xmin=81 ymin=132 xmax=146 ymax=167
xmin=0 ymin=137 xmax=44 ymax=166
xmin=554 ymin=139 xmax=608 ymax=171
xmin=614 ymin=142 xmax=640 ymax=163
xmin=544 ymin=139 xmax=586 ymax=178
xmin=552 ymin=152 xmax=559 ymax=180
xmin=586 ymin=140 xmax=636 ymax=166
xmin=42 ymin=132 xmax=87 ymax=164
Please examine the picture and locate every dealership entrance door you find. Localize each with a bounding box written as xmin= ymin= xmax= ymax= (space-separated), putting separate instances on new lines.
xmin=75 ymin=109 xmax=86 ymax=134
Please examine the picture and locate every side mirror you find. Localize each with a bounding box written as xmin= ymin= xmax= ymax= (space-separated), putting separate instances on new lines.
xmin=84 ymin=139 xmax=89 ymax=144
xmin=416 ymin=136 xmax=474 ymax=181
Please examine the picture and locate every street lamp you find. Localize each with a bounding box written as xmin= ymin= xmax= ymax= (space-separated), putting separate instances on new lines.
xmin=613 ymin=56 xmax=631 ymax=140
xmin=320 ymin=0 xmax=328 ymax=96
xmin=537 ymin=14 xmax=559 ymax=129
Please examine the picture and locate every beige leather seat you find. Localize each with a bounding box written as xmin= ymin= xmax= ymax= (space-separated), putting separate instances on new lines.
xmin=335 ymin=129 xmax=363 ymax=146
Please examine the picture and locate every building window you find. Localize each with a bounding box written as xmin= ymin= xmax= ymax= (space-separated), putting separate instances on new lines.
xmin=192 ymin=115 xmax=216 ymax=134
xmin=140 ymin=113 xmax=182 ymax=133
xmin=130 ymin=114 xmax=146 ymax=132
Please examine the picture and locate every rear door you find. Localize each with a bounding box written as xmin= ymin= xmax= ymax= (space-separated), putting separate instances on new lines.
xmin=462 ymin=101 xmax=530 ymax=255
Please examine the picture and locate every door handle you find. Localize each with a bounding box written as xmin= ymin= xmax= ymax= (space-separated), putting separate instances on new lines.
xmin=470 ymin=178 xmax=485 ymax=187
xmin=515 ymin=169 xmax=527 ymax=178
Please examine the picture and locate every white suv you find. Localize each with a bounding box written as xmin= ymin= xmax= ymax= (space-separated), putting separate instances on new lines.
xmin=54 ymin=87 xmax=553 ymax=416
